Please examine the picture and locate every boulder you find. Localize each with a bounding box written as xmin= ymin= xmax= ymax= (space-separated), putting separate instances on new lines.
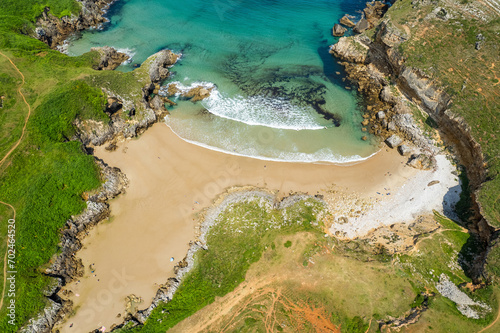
xmin=91 ymin=46 xmax=130 ymax=70
xmin=329 ymin=35 xmax=371 ymax=63
xmin=408 ymin=153 xmax=436 ymax=170
xmin=149 ymin=50 xmax=179 ymax=82
xmin=376 ymin=111 xmax=386 ymax=119
xmin=332 ymin=24 xmax=347 ymax=37
xmin=398 ymin=144 xmax=411 ymax=156
xmin=385 ymin=134 xmax=403 ymax=148
xmin=340 ymin=15 xmax=356 ymax=27
xmin=354 ymin=18 xmax=370 ymax=34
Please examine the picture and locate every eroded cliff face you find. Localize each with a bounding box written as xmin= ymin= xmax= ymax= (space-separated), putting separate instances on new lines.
xmin=330 ymin=13 xmax=494 ymax=280
xmin=35 ymin=0 xmax=116 ymax=48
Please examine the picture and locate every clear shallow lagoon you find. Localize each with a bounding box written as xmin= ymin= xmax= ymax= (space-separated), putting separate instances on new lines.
xmin=68 ymin=0 xmax=377 ymax=163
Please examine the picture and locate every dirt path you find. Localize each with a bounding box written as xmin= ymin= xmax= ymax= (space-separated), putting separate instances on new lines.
xmin=0 ymin=51 xmax=32 ymax=166
xmin=478 ymin=290 xmax=500 ymax=333
xmin=0 ymin=51 xmax=31 ymax=311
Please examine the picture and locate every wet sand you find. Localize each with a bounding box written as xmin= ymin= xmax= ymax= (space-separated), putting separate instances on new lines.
xmin=55 ymin=122 xmax=416 ymax=332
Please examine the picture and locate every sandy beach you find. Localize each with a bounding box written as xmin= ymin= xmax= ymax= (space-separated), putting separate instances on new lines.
xmin=55 ymin=122 xmax=423 ymax=332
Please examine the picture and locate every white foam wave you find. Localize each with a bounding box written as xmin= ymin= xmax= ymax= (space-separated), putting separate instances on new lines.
xmin=160 ymin=81 xmax=329 ymax=130
xmin=202 ymin=89 xmax=328 ymax=130
xmin=115 ymin=47 xmax=136 ymax=64
xmin=162 ymin=119 xmax=377 ymax=164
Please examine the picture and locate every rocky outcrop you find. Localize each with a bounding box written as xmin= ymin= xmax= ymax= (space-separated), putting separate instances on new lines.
xmin=329 ymin=35 xmax=371 ymax=64
xmin=149 ymin=50 xmax=178 ymax=83
xmin=21 ymin=159 xmax=128 ymax=332
xmin=332 ymin=24 xmax=347 ymax=37
xmin=74 ymin=49 xmax=180 ymax=147
xmin=330 ymin=1 xmax=493 ymax=281
xmin=35 ymin=0 xmax=117 ymax=48
xmin=340 ymin=15 xmax=356 ymax=28
xmin=92 ymin=46 xmax=130 ymax=70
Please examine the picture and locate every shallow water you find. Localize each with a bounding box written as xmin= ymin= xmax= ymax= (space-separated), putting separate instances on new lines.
xmin=68 ymin=0 xmax=376 ymax=162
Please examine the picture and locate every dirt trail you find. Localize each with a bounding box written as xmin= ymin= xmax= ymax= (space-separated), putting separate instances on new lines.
xmin=478 ymin=290 xmax=500 ymax=333
xmin=0 ymin=51 xmax=31 ymax=311
xmin=0 ymin=51 xmax=32 ymax=166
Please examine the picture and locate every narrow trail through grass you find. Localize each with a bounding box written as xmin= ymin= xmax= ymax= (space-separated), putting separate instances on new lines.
xmin=0 ymin=51 xmax=31 ymax=312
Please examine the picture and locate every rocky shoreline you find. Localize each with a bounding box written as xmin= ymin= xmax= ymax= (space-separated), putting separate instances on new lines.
xmin=329 ymin=1 xmax=492 ymax=281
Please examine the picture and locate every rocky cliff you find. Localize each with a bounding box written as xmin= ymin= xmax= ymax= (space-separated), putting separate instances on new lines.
xmin=330 ymin=6 xmax=493 ymax=280
xmin=35 ymin=0 xmax=116 ymax=48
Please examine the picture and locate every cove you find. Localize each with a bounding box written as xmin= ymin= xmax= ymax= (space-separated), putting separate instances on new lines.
xmin=68 ymin=0 xmax=375 ymax=162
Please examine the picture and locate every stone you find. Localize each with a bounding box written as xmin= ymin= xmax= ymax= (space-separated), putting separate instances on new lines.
xmin=398 ymin=144 xmax=411 ymax=156
xmin=428 ymin=180 xmax=440 ymax=186
xmin=362 ymin=119 xmax=370 ymax=126
xmin=362 ymin=136 xmax=368 ymax=141
xmin=332 ymin=24 xmax=347 ymax=37
xmin=354 ymin=18 xmax=370 ymax=34
xmin=91 ymin=46 xmax=130 ymax=71
xmin=385 ymin=134 xmax=403 ymax=148
xmin=340 ymin=15 xmax=355 ymax=27
xmin=377 ymin=111 xmax=386 ymax=119
xmin=330 ymin=35 xmax=370 ymax=63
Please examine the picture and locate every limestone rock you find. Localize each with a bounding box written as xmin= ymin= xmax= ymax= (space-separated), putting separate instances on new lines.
xmin=377 ymin=20 xmax=408 ymax=48
xmin=332 ymin=24 xmax=347 ymax=37
xmin=149 ymin=50 xmax=179 ymax=83
xmin=340 ymin=14 xmax=355 ymax=27
xmin=91 ymin=46 xmax=130 ymax=70
xmin=398 ymin=144 xmax=411 ymax=156
xmin=329 ymin=35 xmax=371 ymax=63
xmin=354 ymin=18 xmax=370 ymax=34
xmin=386 ymin=134 xmax=403 ymax=148
xmin=376 ymin=111 xmax=386 ymax=119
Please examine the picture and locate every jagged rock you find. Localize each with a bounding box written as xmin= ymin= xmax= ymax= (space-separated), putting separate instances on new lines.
xmin=340 ymin=14 xmax=355 ymax=27
xmin=380 ymin=85 xmax=399 ymax=104
xmin=377 ymin=20 xmax=409 ymax=48
xmin=354 ymin=18 xmax=370 ymax=33
xmin=386 ymin=134 xmax=403 ymax=148
xmin=35 ymin=1 xmax=116 ymax=48
xmin=149 ymin=50 xmax=179 ymax=82
xmin=397 ymin=67 xmax=451 ymax=115
xmin=408 ymin=153 xmax=436 ymax=170
xmin=20 ymin=299 xmax=64 ymax=333
xmin=150 ymin=95 xmax=166 ymax=115
xmin=91 ymin=46 xmax=130 ymax=70
xmin=364 ymin=1 xmax=389 ymax=24
xmin=398 ymin=144 xmax=411 ymax=156
xmin=332 ymin=24 xmax=347 ymax=37
xmin=329 ymin=35 xmax=371 ymax=63
xmin=376 ymin=111 xmax=386 ymax=119
xmin=106 ymin=97 xmax=123 ymax=115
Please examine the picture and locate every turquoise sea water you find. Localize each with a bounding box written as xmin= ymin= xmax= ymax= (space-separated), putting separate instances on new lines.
xmin=68 ymin=0 xmax=377 ymax=163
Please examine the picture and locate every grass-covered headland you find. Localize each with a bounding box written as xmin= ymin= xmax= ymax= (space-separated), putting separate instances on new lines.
xmin=0 ymin=1 xmax=146 ymax=331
